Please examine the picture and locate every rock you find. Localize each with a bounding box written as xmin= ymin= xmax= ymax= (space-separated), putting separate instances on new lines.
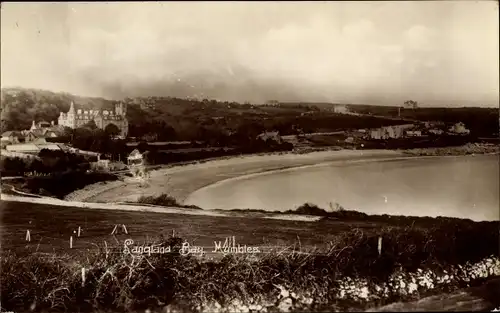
xmin=278 ymin=298 xmax=293 ymax=312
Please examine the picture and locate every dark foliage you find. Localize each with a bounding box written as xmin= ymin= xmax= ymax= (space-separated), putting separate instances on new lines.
xmin=20 ymin=171 xmax=118 ymax=198
xmin=1 ymin=218 xmax=498 ymax=312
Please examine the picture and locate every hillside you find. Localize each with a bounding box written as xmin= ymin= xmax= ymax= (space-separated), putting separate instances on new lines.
xmin=2 ymin=88 xmax=498 ymax=143
xmin=346 ymin=104 xmax=499 ymax=137
xmin=0 ymin=87 xmax=116 ymax=132
xmin=1 ymin=88 xmax=410 ymax=142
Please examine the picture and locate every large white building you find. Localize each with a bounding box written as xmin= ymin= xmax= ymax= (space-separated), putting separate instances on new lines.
xmin=58 ymin=101 xmax=128 ymax=138
xmin=333 ymin=104 xmax=349 ymax=114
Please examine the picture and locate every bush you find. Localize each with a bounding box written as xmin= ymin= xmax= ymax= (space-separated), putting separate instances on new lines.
xmin=19 ymin=171 xmax=118 ymax=198
xmin=137 ymin=193 xmax=180 ymax=207
xmin=287 ymin=203 xmax=330 ymax=216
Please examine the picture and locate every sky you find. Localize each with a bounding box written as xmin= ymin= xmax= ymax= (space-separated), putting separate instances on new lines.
xmin=1 ymin=1 xmax=499 ymax=107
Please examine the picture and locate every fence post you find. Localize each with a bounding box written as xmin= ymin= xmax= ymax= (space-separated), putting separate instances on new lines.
xmin=377 ymin=237 xmax=382 ymax=256
xmin=70 ymin=236 xmax=73 ymax=249
xmin=81 ymin=267 xmax=86 ymax=287
xmin=104 ymin=241 xmax=109 ymax=259
xmin=78 ymin=226 xmax=81 ymax=237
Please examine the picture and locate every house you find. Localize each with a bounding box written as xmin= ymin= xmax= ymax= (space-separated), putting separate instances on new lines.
xmin=344 ymin=137 xmax=354 ymax=143
xmin=1 ymin=131 xmax=22 ymax=144
xmin=20 ymin=121 xmax=66 ymax=142
xmin=369 ymin=129 xmax=384 ymax=140
xmin=393 ymin=124 xmax=415 ymax=137
xmin=22 ymin=130 xmax=38 ymax=142
xmin=448 ymin=122 xmax=470 ymax=135
xmin=127 ymin=149 xmax=144 ymax=166
xmin=428 ymin=128 xmax=444 ymax=135
xmin=406 ymin=130 xmax=422 ymax=137
xmin=5 ymin=139 xmax=64 ymax=155
xmin=369 ymin=124 xmax=415 ymax=140
xmin=424 ymin=121 xmax=445 ymax=129
xmin=58 ymin=101 xmax=128 ymax=138
xmin=333 ymin=104 xmax=349 ymax=114
xmin=257 ymin=131 xmax=282 ymax=143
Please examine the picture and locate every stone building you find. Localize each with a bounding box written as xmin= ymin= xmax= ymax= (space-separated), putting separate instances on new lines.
xmin=369 ymin=124 xmax=415 ymax=140
xmin=58 ymin=101 xmax=128 ymax=138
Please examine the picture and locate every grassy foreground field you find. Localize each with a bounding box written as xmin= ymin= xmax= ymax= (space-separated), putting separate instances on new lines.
xmin=1 ymin=200 xmax=499 ymax=312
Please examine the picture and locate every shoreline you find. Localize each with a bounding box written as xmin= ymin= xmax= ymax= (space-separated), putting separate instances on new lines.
xmin=183 ymin=153 xmax=489 ymax=206
xmin=64 ymin=149 xmax=405 ymax=204
xmin=63 ymin=145 xmax=499 ymax=206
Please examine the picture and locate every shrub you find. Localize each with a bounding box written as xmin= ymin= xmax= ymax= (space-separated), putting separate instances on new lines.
xmin=19 ymin=171 xmax=118 ymax=198
xmin=137 ymin=193 xmax=179 ymax=207
xmin=287 ymin=203 xmax=330 ymax=216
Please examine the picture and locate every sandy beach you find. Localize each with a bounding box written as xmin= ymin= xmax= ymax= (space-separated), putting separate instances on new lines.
xmin=64 ymin=149 xmax=405 ymax=204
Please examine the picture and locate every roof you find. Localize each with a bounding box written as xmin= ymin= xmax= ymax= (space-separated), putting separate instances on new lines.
xmin=128 ymin=149 xmax=143 ymax=160
xmin=26 ymin=128 xmax=64 ymax=138
xmin=74 ymin=149 xmax=101 ymax=156
xmin=1 ymin=131 xmax=21 ymax=137
xmin=5 ymin=141 xmax=63 ymax=153
xmin=5 ymin=143 xmax=40 ymax=153
xmin=30 ymin=129 xmax=47 ymax=137
xmin=37 ymin=144 xmax=62 ymax=151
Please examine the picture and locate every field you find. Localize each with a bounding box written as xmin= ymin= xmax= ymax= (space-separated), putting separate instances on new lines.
xmin=1 ymin=200 xmax=499 ymax=312
xmin=0 ymin=201 xmax=392 ymax=257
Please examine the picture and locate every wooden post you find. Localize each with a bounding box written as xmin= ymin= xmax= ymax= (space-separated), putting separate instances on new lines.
xmin=77 ymin=226 xmax=81 ymax=237
xmin=172 ymin=229 xmax=175 ymax=238
xmin=104 ymin=241 xmax=109 ymax=259
xmin=81 ymin=267 xmax=86 ymax=287
xmin=70 ymin=236 xmax=73 ymax=249
xmin=377 ymin=237 xmax=382 ymax=256
xmin=26 ymin=230 xmax=31 ymax=242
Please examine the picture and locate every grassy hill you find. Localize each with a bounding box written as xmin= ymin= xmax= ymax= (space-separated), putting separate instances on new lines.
xmin=2 ymin=88 xmax=497 ymax=143
xmin=1 ymin=200 xmax=499 ymax=312
xmin=1 ymin=88 xmax=410 ymax=142
xmin=0 ymin=87 xmax=116 ymax=132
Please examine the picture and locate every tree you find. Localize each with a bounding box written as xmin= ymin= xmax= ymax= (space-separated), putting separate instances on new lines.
xmin=104 ymin=123 xmax=121 ymax=137
xmin=404 ymin=100 xmax=418 ymax=110
xmin=137 ymin=141 xmax=149 ymax=153
xmin=83 ymin=120 xmax=98 ymax=130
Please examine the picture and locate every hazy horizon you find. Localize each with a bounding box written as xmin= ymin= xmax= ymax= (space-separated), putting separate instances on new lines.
xmin=1 ymin=2 xmax=499 ymax=107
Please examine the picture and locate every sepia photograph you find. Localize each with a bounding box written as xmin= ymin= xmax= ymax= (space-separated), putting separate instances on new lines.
xmin=1 ymin=1 xmax=499 ymax=312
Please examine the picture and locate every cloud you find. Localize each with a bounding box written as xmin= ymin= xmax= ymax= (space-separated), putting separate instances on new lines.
xmin=1 ymin=2 xmax=498 ymax=106
xmin=404 ymin=25 xmax=435 ymax=50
